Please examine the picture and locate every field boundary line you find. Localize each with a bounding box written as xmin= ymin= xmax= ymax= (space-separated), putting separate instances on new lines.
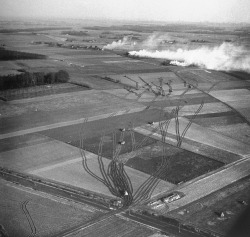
xmin=152 ymin=157 xmax=250 ymax=212
xmin=0 ymin=107 xmax=145 ymax=140
xmin=134 ymin=119 xmax=250 ymax=157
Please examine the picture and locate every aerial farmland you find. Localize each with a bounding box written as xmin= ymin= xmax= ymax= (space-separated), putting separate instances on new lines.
xmin=0 ymin=17 xmax=250 ymax=237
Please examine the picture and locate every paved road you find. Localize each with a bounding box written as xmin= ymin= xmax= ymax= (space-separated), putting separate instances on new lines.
xmin=121 ymin=212 xmax=223 ymax=237
xmin=159 ymin=157 xmax=250 ymax=212
xmin=134 ymin=120 xmax=250 ymax=212
xmin=0 ymin=167 xmax=110 ymax=211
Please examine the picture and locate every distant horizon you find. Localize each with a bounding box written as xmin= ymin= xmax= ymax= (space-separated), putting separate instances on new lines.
xmin=1 ymin=0 xmax=250 ymax=24
xmin=1 ymin=15 xmax=250 ymax=27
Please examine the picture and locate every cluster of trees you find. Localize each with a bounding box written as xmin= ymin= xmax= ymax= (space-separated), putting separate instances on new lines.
xmin=0 ymin=27 xmax=70 ymax=33
xmin=0 ymin=70 xmax=70 ymax=90
xmin=61 ymin=30 xmax=89 ymax=36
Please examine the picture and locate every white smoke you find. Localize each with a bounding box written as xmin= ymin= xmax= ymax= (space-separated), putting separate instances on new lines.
xmin=103 ymin=36 xmax=136 ymax=50
xmin=128 ymin=43 xmax=250 ymax=73
xmin=170 ymin=60 xmax=190 ymax=67
xmin=102 ymin=33 xmax=173 ymax=51
xmin=141 ymin=33 xmax=165 ymax=50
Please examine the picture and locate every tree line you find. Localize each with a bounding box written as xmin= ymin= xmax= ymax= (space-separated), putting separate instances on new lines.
xmin=0 ymin=48 xmax=47 ymax=61
xmin=0 ymin=70 xmax=70 ymax=90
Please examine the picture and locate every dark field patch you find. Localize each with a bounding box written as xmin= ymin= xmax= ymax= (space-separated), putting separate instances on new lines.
xmin=70 ymin=65 xmax=170 ymax=76
xmin=177 ymin=137 xmax=242 ymax=164
xmin=126 ymin=142 xmax=223 ymax=184
xmin=224 ymin=71 xmax=250 ymax=81
xmin=61 ymin=30 xmax=89 ymax=36
xmin=39 ymin=108 xmax=165 ymax=144
xmin=192 ymin=114 xmax=245 ymax=127
xmin=77 ymin=131 xmax=157 ymax=159
xmin=116 ymin=68 xmax=171 ymax=74
xmin=142 ymin=94 xmax=217 ymax=108
xmin=69 ymin=74 xmax=123 ymax=90
xmin=56 ymin=49 xmax=113 ymax=56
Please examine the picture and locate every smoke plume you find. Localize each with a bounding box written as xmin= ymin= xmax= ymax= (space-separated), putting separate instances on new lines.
xmin=103 ymin=36 xmax=136 ymax=50
xmin=128 ymin=43 xmax=250 ymax=73
xmin=141 ymin=33 xmax=166 ymax=50
xmin=102 ymin=33 xmax=172 ymax=50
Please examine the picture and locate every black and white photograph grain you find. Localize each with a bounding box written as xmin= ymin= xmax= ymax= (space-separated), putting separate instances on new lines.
xmin=0 ymin=1 xmax=250 ymax=237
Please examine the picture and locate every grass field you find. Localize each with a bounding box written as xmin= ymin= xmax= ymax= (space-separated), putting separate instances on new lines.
xmin=0 ymin=179 xmax=104 ymax=237
xmin=78 ymin=131 xmax=223 ymax=184
xmin=0 ymin=83 xmax=88 ymax=101
xmin=1 ymin=19 xmax=250 ymax=236
xmin=166 ymin=176 xmax=250 ymax=235
xmin=69 ymin=215 xmax=156 ymax=237
xmin=126 ymin=142 xmax=223 ymax=184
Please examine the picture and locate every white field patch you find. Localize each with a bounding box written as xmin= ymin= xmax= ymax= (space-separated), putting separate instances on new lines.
xmin=163 ymin=102 xmax=231 ymax=116
xmin=135 ymin=117 xmax=250 ymax=157
xmin=210 ymin=123 xmax=250 ymax=144
xmin=210 ymin=89 xmax=250 ymax=102
xmin=28 ymin=149 xmax=175 ymax=198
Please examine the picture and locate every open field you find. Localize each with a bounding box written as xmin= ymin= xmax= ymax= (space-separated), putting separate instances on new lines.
xmin=0 ymin=19 xmax=250 ymax=237
xmin=0 ymin=83 xmax=88 ymax=101
xmin=66 ymin=215 xmax=156 ymax=237
xmin=0 ymin=90 xmax=145 ymax=136
xmin=0 ymin=178 xmax=104 ymax=237
xmin=0 ymin=136 xmax=175 ymax=197
xmin=79 ymin=131 xmax=223 ymax=184
xmin=165 ymin=176 xmax=250 ymax=235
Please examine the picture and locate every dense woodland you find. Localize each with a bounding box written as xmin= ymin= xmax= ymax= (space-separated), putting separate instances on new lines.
xmin=0 ymin=48 xmax=47 ymax=61
xmin=61 ymin=30 xmax=89 ymax=36
xmin=0 ymin=70 xmax=70 ymax=90
xmin=0 ymin=27 xmax=71 ymax=33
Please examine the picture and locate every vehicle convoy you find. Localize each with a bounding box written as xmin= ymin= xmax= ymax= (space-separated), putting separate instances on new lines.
xmin=161 ymin=192 xmax=182 ymax=204
xmin=148 ymin=192 xmax=184 ymax=209
xmin=109 ymin=199 xmax=123 ymax=210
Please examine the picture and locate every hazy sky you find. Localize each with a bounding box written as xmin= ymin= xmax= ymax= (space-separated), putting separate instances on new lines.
xmin=1 ymin=0 xmax=250 ymax=23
